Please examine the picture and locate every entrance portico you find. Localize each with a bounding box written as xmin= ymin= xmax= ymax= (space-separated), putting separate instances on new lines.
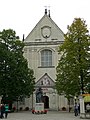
xmin=34 ymin=73 xmax=55 ymax=109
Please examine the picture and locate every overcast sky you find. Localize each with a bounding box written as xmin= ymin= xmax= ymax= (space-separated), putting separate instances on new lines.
xmin=0 ymin=0 xmax=90 ymax=39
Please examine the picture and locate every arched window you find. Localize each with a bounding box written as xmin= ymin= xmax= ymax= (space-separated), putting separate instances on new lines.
xmin=41 ymin=49 xmax=52 ymax=67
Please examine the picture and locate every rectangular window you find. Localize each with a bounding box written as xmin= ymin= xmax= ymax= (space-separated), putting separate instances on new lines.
xmin=41 ymin=50 xmax=52 ymax=67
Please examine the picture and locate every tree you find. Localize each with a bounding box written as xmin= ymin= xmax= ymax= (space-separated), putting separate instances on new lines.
xmin=56 ymin=18 xmax=90 ymax=97
xmin=0 ymin=29 xmax=35 ymax=106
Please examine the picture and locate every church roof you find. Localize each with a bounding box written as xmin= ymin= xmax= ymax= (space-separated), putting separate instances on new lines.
xmin=25 ymin=9 xmax=64 ymax=42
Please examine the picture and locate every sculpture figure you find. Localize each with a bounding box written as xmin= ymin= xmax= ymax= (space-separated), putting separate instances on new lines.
xmin=36 ymin=87 xmax=43 ymax=103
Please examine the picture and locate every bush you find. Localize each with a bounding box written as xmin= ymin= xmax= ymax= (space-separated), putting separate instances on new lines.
xmin=25 ymin=107 xmax=29 ymax=111
xmin=32 ymin=110 xmax=35 ymax=114
xmin=12 ymin=106 xmax=16 ymax=111
xmin=69 ymin=107 xmax=72 ymax=112
xmin=19 ymin=107 xmax=23 ymax=111
xmin=44 ymin=110 xmax=47 ymax=114
xmin=62 ymin=107 xmax=66 ymax=111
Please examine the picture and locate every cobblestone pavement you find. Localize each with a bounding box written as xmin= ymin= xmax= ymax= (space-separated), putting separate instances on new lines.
xmin=2 ymin=111 xmax=88 ymax=120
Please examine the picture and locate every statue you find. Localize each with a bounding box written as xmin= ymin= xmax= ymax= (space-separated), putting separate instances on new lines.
xmin=36 ymin=87 xmax=43 ymax=103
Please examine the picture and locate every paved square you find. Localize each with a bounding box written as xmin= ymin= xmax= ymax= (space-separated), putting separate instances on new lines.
xmin=2 ymin=111 xmax=88 ymax=120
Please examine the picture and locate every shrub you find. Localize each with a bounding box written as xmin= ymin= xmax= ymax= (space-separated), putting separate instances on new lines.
xmin=41 ymin=111 xmax=43 ymax=114
xmin=44 ymin=109 xmax=47 ymax=114
xmin=19 ymin=107 xmax=23 ymax=111
xmin=32 ymin=109 xmax=35 ymax=114
xmin=69 ymin=107 xmax=72 ymax=112
xmin=12 ymin=106 xmax=16 ymax=111
xmin=25 ymin=107 xmax=29 ymax=111
xmin=62 ymin=107 xmax=66 ymax=111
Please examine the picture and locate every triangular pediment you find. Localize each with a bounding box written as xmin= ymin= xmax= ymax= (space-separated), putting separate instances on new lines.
xmin=25 ymin=14 xmax=64 ymax=42
xmin=35 ymin=73 xmax=55 ymax=88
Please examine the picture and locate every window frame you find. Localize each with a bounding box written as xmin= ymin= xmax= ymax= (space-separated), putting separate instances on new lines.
xmin=41 ymin=49 xmax=52 ymax=67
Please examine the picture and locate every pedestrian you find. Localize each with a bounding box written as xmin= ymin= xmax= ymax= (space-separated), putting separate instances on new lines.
xmin=78 ymin=104 xmax=80 ymax=114
xmin=5 ymin=104 xmax=9 ymax=118
xmin=74 ymin=103 xmax=78 ymax=116
xmin=0 ymin=103 xmax=5 ymax=118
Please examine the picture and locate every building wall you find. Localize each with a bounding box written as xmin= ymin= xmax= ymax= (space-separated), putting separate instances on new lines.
xmin=23 ymin=43 xmax=61 ymax=82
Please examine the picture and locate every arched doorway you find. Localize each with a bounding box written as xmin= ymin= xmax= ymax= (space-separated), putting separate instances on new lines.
xmin=43 ymin=96 xmax=49 ymax=109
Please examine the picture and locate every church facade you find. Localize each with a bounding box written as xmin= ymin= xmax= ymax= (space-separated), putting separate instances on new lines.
xmin=22 ymin=9 xmax=70 ymax=110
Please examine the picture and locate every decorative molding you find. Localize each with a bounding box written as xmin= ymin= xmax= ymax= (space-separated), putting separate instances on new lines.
xmin=35 ymin=39 xmax=41 ymax=41
xmin=41 ymin=26 xmax=51 ymax=38
xmin=24 ymin=41 xmax=64 ymax=46
xmin=35 ymin=73 xmax=55 ymax=88
xmin=38 ymin=66 xmax=55 ymax=68
xmin=29 ymin=48 xmax=37 ymax=52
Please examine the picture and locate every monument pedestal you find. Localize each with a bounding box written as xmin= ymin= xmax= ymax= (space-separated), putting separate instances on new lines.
xmin=32 ymin=103 xmax=47 ymax=114
xmin=35 ymin=103 xmax=44 ymax=112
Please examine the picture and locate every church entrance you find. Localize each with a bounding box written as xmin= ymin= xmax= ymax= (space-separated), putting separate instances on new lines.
xmin=43 ymin=96 xmax=49 ymax=109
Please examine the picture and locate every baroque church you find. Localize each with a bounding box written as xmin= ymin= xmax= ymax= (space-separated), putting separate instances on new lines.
xmin=22 ymin=9 xmax=71 ymax=110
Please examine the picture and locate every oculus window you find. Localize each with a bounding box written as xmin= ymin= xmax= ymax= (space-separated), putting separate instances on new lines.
xmin=41 ymin=49 xmax=52 ymax=67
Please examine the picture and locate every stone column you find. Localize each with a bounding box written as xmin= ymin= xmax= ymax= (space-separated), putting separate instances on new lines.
xmin=80 ymin=97 xmax=85 ymax=118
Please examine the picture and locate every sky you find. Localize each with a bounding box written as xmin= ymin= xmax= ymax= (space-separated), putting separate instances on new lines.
xmin=0 ymin=0 xmax=90 ymax=40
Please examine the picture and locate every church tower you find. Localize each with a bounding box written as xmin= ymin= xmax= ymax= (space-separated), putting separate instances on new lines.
xmin=23 ymin=9 xmax=68 ymax=110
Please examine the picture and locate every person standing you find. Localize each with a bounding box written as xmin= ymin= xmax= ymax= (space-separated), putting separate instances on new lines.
xmin=78 ymin=104 xmax=80 ymax=114
xmin=74 ymin=103 xmax=78 ymax=116
xmin=5 ymin=104 xmax=9 ymax=118
xmin=0 ymin=103 xmax=5 ymax=118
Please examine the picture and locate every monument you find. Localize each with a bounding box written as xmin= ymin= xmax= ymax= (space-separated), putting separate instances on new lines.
xmin=35 ymin=87 xmax=44 ymax=113
xmin=36 ymin=87 xmax=43 ymax=103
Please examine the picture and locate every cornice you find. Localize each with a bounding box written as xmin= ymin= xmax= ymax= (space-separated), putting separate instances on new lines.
xmin=24 ymin=41 xmax=64 ymax=46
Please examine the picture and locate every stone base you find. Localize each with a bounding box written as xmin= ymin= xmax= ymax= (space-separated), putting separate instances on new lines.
xmin=80 ymin=113 xmax=90 ymax=119
xmin=35 ymin=103 xmax=44 ymax=112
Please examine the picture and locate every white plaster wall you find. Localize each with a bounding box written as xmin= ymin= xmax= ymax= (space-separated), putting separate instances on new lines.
xmin=58 ymin=95 xmax=68 ymax=110
xmin=23 ymin=44 xmax=60 ymax=82
xmin=22 ymin=13 xmax=69 ymax=111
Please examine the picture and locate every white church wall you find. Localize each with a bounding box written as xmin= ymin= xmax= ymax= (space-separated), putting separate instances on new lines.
xmin=22 ymin=10 xmax=70 ymax=111
xmin=58 ymin=95 xmax=68 ymax=110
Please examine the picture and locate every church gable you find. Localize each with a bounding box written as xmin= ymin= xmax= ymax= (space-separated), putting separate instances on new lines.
xmin=25 ymin=9 xmax=64 ymax=42
xmin=35 ymin=73 xmax=55 ymax=88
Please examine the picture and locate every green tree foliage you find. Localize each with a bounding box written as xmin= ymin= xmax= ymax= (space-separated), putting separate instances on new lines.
xmin=56 ymin=18 xmax=90 ymax=97
xmin=0 ymin=29 xmax=35 ymax=103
